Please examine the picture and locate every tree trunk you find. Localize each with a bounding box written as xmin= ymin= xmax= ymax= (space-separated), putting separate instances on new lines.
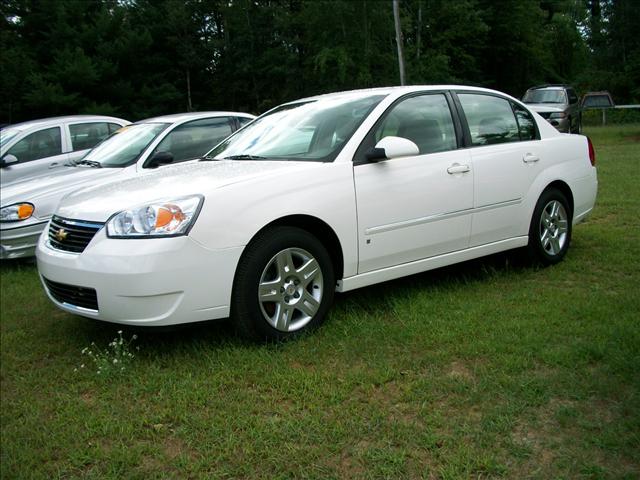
xmin=186 ymin=69 xmax=192 ymax=112
xmin=416 ymin=0 xmax=422 ymax=60
xmin=393 ymin=0 xmax=406 ymax=85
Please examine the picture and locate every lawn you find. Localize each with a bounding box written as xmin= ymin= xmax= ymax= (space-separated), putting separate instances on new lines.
xmin=1 ymin=125 xmax=639 ymax=479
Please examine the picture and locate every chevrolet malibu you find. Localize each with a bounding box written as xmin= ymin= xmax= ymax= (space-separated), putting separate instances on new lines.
xmin=36 ymin=86 xmax=598 ymax=341
xmin=1 ymin=112 xmax=254 ymax=259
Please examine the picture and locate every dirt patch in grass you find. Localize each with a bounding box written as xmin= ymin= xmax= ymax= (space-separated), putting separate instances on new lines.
xmin=446 ymin=361 xmax=475 ymax=381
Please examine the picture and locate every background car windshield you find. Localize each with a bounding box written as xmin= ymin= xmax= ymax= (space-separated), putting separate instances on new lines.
xmin=84 ymin=123 xmax=168 ymax=167
xmin=209 ymin=94 xmax=386 ymax=162
xmin=0 ymin=127 xmax=22 ymax=149
xmin=523 ymin=90 xmax=566 ymax=104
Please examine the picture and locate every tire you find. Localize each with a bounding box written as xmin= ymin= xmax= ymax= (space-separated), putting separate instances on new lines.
xmin=231 ymin=226 xmax=335 ymax=341
xmin=526 ymin=188 xmax=572 ymax=266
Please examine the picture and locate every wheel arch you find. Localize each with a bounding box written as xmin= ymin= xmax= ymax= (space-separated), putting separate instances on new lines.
xmin=543 ymin=180 xmax=574 ymax=217
xmin=245 ymin=214 xmax=345 ymax=280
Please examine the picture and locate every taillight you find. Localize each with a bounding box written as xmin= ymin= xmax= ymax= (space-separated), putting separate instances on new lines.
xmin=587 ymin=137 xmax=596 ymax=166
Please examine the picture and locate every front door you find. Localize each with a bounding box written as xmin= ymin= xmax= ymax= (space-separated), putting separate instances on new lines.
xmin=353 ymin=93 xmax=474 ymax=273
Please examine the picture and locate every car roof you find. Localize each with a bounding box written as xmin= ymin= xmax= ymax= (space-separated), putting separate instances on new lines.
xmin=2 ymin=115 xmax=129 ymax=132
xmin=139 ymin=111 xmax=255 ymax=124
xmin=287 ymin=85 xmax=513 ymax=105
xmin=527 ymin=84 xmax=570 ymax=91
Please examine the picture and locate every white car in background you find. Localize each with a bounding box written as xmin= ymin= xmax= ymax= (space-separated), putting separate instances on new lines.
xmin=1 ymin=112 xmax=254 ymax=259
xmin=0 ymin=115 xmax=130 ymax=185
xmin=36 ymin=86 xmax=597 ymax=341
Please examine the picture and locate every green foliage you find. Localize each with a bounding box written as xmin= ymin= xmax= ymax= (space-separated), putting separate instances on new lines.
xmin=0 ymin=0 xmax=638 ymax=123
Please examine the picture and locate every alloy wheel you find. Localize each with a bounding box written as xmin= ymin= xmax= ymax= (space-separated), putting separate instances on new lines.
xmin=258 ymin=247 xmax=324 ymax=332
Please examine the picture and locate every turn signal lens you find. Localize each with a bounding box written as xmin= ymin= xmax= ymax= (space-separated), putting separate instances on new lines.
xmin=0 ymin=203 xmax=35 ymax=222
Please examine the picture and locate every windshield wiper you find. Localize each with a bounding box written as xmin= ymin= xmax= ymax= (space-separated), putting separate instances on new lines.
xmin=76 ymin=159 xmax=102 ymax=168
xmin=223 ymin=154 xmax=268 ymax=160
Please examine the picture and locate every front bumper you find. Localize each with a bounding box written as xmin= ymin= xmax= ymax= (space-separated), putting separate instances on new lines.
xmin=36 ymin=228 xmax=244 ymax=326
xmin=1 ymin=220 xmax=49 ymax=260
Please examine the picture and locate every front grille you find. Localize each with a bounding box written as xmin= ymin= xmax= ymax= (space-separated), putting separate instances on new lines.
xmin=43 ymin=277 xmax=98 ymax=311
xmin=48 ymin=216 xmax=104 ymax=253
xmin=537 ymin=111 xmax=552 ymax=119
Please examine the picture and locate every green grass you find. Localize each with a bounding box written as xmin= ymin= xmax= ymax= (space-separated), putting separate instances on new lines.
xmin=2 ymin=124 xmax=639 ymax=479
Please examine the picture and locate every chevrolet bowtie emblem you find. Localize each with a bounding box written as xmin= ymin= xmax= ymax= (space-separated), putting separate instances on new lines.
xmin=55 ymin=228 xmax=68 ymax=242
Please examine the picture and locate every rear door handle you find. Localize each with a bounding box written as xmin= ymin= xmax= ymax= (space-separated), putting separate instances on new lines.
xmin=523 ymin=153 xmax=540 ymax=163
xmin=49 ymin=162 xmax=59 ymax=168
xmin=447 ymin=163 xmax=470 ymax=174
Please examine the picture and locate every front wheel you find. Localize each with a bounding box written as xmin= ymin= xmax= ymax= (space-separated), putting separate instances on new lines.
xmin=527 ymin=188 xmax=572 ymax=266
xmin=231 ymin=226 xmax=335 ymax=341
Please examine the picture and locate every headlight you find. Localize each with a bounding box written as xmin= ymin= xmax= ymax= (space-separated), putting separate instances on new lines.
xmin=0 ymin=203 xmax=35 ymax=222
xmin=106 ymin=195 xmax=203 ymax=238
xmin=549 ymin=112 xmax=567 ymax=119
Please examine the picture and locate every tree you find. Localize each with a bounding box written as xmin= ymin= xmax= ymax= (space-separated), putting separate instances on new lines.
xmin=393 ymin=0 xmax=406 ymax=85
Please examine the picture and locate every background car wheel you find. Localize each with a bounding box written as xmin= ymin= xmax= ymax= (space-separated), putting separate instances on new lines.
xmin=231 ymin=226 xmax=335 ymax=341
xmin=527 ymin=188 xmax=572 ymax=266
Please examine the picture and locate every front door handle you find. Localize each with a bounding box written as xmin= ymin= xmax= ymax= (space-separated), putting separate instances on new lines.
xmin=447 ymin=163 xmax=470 ymax=174
xmin=49 ymin=162 xmax=59 ymax=168
xmin=523 ymin=153 xmax=540 ymax=163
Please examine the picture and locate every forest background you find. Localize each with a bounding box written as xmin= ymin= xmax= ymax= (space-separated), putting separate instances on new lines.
xmin=1 ymin=0 xmax=638 ymax=123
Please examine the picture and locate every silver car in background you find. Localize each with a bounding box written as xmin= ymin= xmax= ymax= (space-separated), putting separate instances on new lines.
xmin=522 ymin=84 xmax=582 ymax=133
xmin=0 ymin=111 xmax=255 ymax=260
xmin=0 ymin=115 xmax=130 ymax=185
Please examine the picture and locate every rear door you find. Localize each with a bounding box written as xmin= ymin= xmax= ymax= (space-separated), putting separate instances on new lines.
xmin=455 ymin=92 xmax=543 ymax=246
xmin=353 ymin=92 xmax=473 ymax=273
xmin=65 ymin=121 xmax=118 ymax=163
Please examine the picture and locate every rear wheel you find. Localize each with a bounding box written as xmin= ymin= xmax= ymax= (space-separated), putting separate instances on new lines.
xmin=231 ymin=226 xmax=335 ymax=341
xmin=527 ymin=188 xmax=572 ymax=265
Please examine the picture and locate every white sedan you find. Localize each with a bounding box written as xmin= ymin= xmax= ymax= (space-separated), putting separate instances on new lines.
xmin=1 ymin=112 xmax=254 ymax=259
xmin=36 ymin=86 xmax=598 ymax=340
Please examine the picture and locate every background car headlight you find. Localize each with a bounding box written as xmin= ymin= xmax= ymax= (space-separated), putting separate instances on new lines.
xmin=106 ymin=195 xmax=203 ymax=238
xmin=0 ymin=203 xmax=35 ymax=222
xmin=549 ymin=112 xmax=567 ymax=119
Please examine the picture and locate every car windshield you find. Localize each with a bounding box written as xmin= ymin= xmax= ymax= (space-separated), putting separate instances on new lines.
xmin=208 ymin=94 xmax=386 ymax=162
xmin=83 ymin=123 xmax=169 ymax=167
xmin=523 ymin=89 xmax=567 ymax=104
xmin=0 ymin=127 xmax=22 ymax=149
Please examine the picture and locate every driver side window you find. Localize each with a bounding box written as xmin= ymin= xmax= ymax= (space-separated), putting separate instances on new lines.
xmin=152 ymin=117 xmax=234 ymax=165
xmin=373 ymin=94 xmax=457 ymax=156
xmin=7 ymin=127 xmax=62 ymax=163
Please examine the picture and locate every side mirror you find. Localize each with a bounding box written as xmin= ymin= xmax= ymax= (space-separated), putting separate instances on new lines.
xmin=146 ymin=151 xmax=174 ymax=168
xmin=0 ymin=154 xmax=18 ymax=168
xmin=365 ymin=136 xmax=419 ymax=162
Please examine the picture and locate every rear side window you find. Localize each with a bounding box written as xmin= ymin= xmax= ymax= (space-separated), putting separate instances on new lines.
xmin=69 ymin=122 xmax=111 ymax=151
xmin=108 ymin=123 xmax=124 ymax=134
xmin=512 ymin=103 xmax=537 ymax=141
xmin=152 ymin=117 xmax=234 ymax=164
xmin=6 ymin=127 xmax=62 ymax=163
xmin=374 ymin=94 xmax=457 ymax=155
xmin=237 ymin=116 xmax=253 ymax=127
xmin=458 ymin=94 xmax=520 ymax=146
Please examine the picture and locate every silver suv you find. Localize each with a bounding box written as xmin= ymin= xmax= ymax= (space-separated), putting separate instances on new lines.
xmin=522 ymin=85 xmax=581 ymax=134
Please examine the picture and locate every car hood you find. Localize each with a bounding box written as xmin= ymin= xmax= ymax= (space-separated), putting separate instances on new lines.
xmin=57 ymin=160 xmax=325 ymax=221
xmin=527 ymin=103 xmax=566 ymax=113
xmin=2 ymin=167 xmax=123 ymax=220
xmin=1 ymin=167 xmax=120 ymax=210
